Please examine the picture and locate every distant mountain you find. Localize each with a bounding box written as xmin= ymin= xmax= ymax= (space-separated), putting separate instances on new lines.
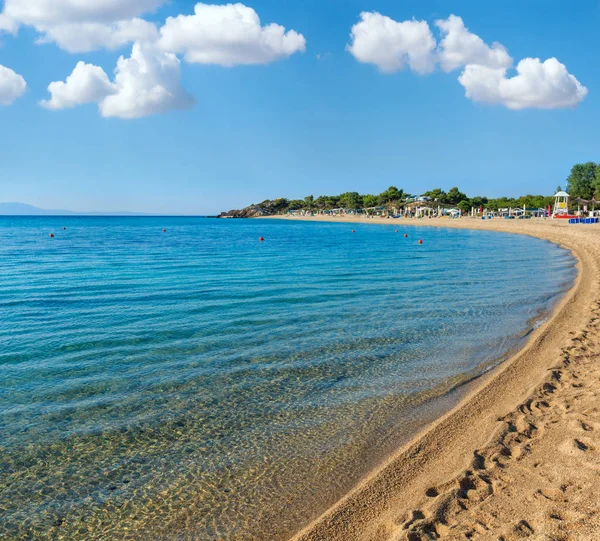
xmin=0 ymin=202 xmax=152 ymax=216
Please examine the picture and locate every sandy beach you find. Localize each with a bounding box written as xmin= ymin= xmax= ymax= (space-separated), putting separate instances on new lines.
xmin=265 ymin=216 xmax=600 ymax=541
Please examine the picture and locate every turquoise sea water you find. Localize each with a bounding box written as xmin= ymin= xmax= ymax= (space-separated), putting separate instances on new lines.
xmin=0 ymin=217 xmax=576 ymax=540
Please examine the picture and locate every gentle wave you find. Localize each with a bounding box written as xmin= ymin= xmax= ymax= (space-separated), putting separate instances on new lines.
xmin=0 ymin=217 xmax=576 ymax=540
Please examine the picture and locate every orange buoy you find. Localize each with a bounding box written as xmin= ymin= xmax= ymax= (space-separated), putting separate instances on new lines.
xmin=259 ymin=237 xmax=265 ymax=241
xmin=49 ymin=233 xmax=54 ymax=238
xmin=418 ymin=239 xmax=423 ymax=244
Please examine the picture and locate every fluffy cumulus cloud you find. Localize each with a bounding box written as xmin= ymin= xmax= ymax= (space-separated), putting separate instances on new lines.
xmin=40 ymin=61 xmax=117 ymax=110
xmin=0 ymin=64 xmax=26 ymax=105
xmin=2 ymin=1 xmax=306 ymax=119
xmin=22 ymin=2 xmax=305 ymax=119
xmin=435 ymin=15 xmax=512 ymax=72
xmin=158 ymin=3 xmax=306 ymax=66
xmin=0 ymin=13 xmax=18 ymax=33
xmin=100 ymin=43 xmax=194 ymax=118
xmin=41 ymin=44 xmax=193 ymax=118
xmin=458 ymin=57 xmax=588 ymax=110
xmin=0 ymin=0 xmax=165 ymax=52
xmin=0 ymin=0 xmax=307 ymax=61
xmin=36 ymin=18 xmax=159 ymax=53
xmin=346 ymin=12 xmax=436 ymax=74
xmin=0 ymin=0 xmax=164 ymax=27
xmin=347 ymin=11 xmax=587 ymax=110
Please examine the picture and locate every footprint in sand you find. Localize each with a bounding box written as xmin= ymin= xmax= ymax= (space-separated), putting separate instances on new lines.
xmin=559 ymin=438 xmax=594 ymax=455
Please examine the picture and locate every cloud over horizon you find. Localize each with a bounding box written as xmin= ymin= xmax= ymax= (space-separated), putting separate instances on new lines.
xmin=0 ymin=0 xmax=165 ymax=52
xmin=435 ymin=15 xmax=512 ymax=72
xmin=41 ymin=44 xmax=194 ymax=119
xmin=0 ymin=64 xmax=26 ymax=105
xmin=347 ymin=11 xmax=587 ymax=110
xmin=10 ymin=2 xmax=305 ymax=118
xmin=458 ymin=57 xmax=589 ymax=110
xmin=346 ymin=12 xmax=436 ymax=74
xmin=0 ymin=2 xmax=589 ymax=115
xmin=158 ymin=3 xmax=306 ymax=66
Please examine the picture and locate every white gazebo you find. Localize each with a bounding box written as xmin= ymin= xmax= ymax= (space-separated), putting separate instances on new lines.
xmin=553 ymin=191 xmax=570 ymax=217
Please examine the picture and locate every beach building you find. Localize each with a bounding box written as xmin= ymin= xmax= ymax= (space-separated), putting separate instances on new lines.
xmin=552 ymin=191 xmax=571 ymax=217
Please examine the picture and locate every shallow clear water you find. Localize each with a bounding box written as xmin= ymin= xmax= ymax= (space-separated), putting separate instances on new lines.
xmin=0 ymin=217 xmax=576 ymax=540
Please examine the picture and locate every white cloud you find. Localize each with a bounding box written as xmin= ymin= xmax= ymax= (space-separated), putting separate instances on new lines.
xmin=40 ymin=61 xmax=116 ymax=110
xmin=435 ymin=15 xmax=512 ymax=72
xmin=36 ymin=18 xmax=159 ymax=54
xmin=347 ymin=12 xmax=436 ymax=74
xmin=346 ymin=11 xmax=587 ymax=110
xmin=158 ymin=3 xmax=306 ymax=66
xmin=0 ymin=13 xmax=18 ymax=34
xmin=101 ymin=43 xmax=194 ymax=118
xmin=0 ymin=0 xmax=165 ymax=52
xmin=458 ymin=57 xmax=588 ymax=110
xmin=41 ymin=43 xmax=194 ymax=119
xmin=1 ymin=0 xmax=164 ymax=27
xmin=0 ymin=64 xmax=26 ymax=105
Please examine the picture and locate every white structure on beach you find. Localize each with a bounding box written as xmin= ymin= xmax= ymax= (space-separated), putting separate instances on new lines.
xmin=553 ymin=191 xmax=570 ymax=217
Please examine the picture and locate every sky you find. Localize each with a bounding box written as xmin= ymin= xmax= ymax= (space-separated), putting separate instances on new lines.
xmin=0 ymin=0 xmax=598 ymax=215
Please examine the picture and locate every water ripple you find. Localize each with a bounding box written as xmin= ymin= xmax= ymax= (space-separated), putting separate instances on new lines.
xmin=0 ymin=217 xmax=576 ymax=541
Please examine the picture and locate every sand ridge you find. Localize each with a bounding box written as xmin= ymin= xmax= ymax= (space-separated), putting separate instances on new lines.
xmin=266 ymin=216 xmax=600 ymax=541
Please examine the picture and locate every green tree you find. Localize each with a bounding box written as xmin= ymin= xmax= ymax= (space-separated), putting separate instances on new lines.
xmin=457 ymin=200 xmax=471 ymax=214
xmin=314 ymin=195 xmax=340 ymax=210
xmin=339 ymin=192 xmax=363 ymax=209
xmin=592 ymin=166 xmax=600 ymax=199
xmin=422 ymin=188 xmax=447 ymax=202
xmin=446 ymin=186 xmax=468 ymax=205
xmin=304 ymin=195 xmax=314 ymax=209
xmin=272 ymin=198 xmax=290 ymax=212
xmin=566 ymin=162 xmax=597 ymax=199
xmin=378 ymin=186 xmax=404 ymax=205
xmin=287 ymin=199 xmax=305 ymax=211
xmin=471 ymin=196 xmax=488 ymax=209
xmin=363 ymin=194 xmax=379 ymax=208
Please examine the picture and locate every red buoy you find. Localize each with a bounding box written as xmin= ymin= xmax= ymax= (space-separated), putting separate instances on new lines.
xmin=49 ymin=233 xmax=54 ymax=238
xmin=259 ymin=237 xmax=265 ymax=241
xmin=418 ymin=239 xmax=423 ymax=244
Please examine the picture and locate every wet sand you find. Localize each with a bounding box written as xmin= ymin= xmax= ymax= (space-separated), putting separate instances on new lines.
xmin=268 ymin=216 xmax=600 ymax=541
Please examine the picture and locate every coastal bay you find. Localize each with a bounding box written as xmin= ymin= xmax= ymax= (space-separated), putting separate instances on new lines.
xmin=0 ymin=216 xmax=577 ymax=541
xmin=268 ymin=216 xmax=600 ymax=541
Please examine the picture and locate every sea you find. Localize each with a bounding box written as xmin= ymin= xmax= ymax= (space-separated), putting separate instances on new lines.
xmin=0 ymin=216 xmax=576 ymax=540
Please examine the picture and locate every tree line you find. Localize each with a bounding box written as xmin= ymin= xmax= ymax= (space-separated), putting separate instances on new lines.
xmin=260 ymin=187 xmax=555 ymax=214
xmin=566 ymin=162 xmax=600 ymax=200
xmin=252 ymin=162 xmax=598 ymax=215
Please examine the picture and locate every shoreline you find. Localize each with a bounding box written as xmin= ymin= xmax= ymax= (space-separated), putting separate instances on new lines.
xmin=265 ymin=216 xmax=599 ymax=540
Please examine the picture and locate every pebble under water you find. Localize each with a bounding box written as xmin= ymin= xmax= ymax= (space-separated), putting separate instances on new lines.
xmin=0 ymin=217 xmax=576 ymax=540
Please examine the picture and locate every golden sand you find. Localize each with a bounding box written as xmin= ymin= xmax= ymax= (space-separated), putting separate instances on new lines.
xmin=266 ymin=216 xmax=600 ymax=541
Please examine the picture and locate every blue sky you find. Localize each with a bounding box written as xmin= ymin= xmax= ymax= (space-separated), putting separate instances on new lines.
xmin=0 ymin=0 xmax=598 ymax=214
